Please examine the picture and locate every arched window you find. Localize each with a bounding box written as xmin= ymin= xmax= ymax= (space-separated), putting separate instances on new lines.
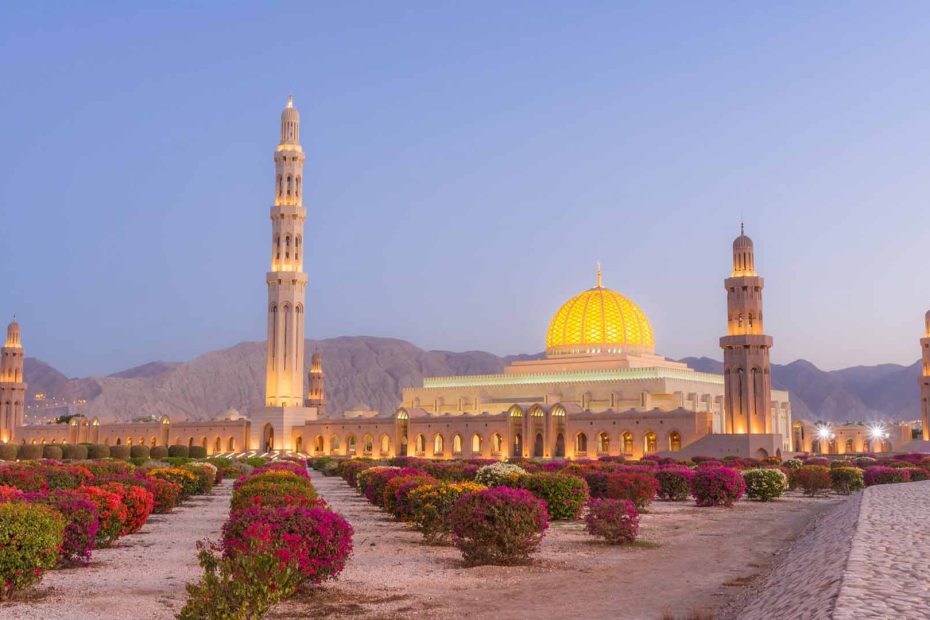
xmin=296 ymin=176 xmax=301 ymax=198
xmin=644 ymin=432 xmax=657 ymax=454
xmin=116 ymin=437 xmax=121 ymax=445
xmin=285 ymin=235 xmax=290 ymax=260
xmin=471 ymin=434 xmax=482 ymax=454
xmin=295 ymin=435 xmax=303 ymax=453
xmin=452 ymin=434 xmax=462 ymax=454
xmin=315 ymin=435 xmax=324 ymax=453
xmin=228 ymin=437 xmax=236 ymax=451
xmin=433 ymin=434 xmax=444 ymax=455
xmin=287 ymin=175 xmax=293 ymax=196
xmin=415 ymin=434 xmax=426 ymax=454
xmin=622 ymin=431 xmax=634 ymax=456
xmin=554 ymin=432 xmax=565 ymax=457
xmin=363 ymin=434 xmax=373 ymax=454
xmin=214 ymin=437 xmax=221 ymax=453
xmin=330 ymin=435 xmax=341 ymax=453
xmin=598 ymin=432 xmax=610 ymax=454
xmin=576 ymin=432 xmax=588 ymax=454
xmin=295 ymin=236 xmax=301 ymax=261
xmin=380 ymin=434 xmax=390 ymax=454
xmin=491 ymin=433 xmax=503 ymax=455
xmin=347 ymin=435 xmax=357 ymax=455
xmin=669 ymin=431 xmax=681 ymax=452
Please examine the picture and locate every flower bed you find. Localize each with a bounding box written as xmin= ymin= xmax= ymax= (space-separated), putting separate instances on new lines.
xmin=584 ymin=498 xmax=639 ymax=544
xmin=691 ymin=466 xmax=744 ymax=507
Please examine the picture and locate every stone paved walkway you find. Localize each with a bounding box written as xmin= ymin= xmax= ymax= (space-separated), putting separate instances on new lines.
xmin=834 ymin=480 xmax=930 ymax=619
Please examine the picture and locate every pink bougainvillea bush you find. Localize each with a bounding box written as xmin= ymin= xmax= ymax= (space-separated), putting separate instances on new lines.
xmin=584 ymin=498 xmax=639 ymax=544
xmin=383 ymin=474 xmax=436 ymax=518
xmin=794 ymin=465 xmax=832 ymax=497
xmin=690 ymin=466 xmax=745 ymax=507
xmin=0 ymin=484 xmax=24 ymax=502
xmin=358 ymin=467 xmax=427 ymax=508
xmin=222 ymin=505 xmax=354 ymax=587
xmin=863 ymin=466 xmax=911 ymax=486
xmin=26 ymin=489 xmax=100 ymax=566
xmin=604 ymin=472 xmax=659 ymax=509
xmin=78 ymin=485 xmax=129 ymax=547
xmin=448 ymin=487 xmax=549 ymax=566
xmin=654 ymin=468 xmax=694 ymax=501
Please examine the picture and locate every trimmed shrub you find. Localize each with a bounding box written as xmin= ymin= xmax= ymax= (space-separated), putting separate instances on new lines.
xmin=581 ymin=470 xmax=611 ymax=499
xmin=222 ymin=505 xmax=354 ymax=586
xmin=322 ymin=460 xmax=340 ymax=477
xmin=182 ymin=463 xmax=217 ymax=495
xmin=655 ymin=468 xmax=694 ymax=501
xmin=27 ymin=489 xmax=99 ymax=566
xmin=86 ymin=444 xmax=110 ymax=459
xmin=0 ymin=444 xmax=18 ymax=461
xmin=584 ymin=498 xmax=639 ymax=544
xmin=84 ymin=461 xmax=132 ymax=477
xmin=805 ymin=457 xmax=830 ymax=467
xmin=474 ymin=462 xmax=527 ymax=487
xmin=383 ymin=474 xmax=436 ymax=518
xmin=518 ymin=472 xmax=589 ymax=520
xmin=853 ymin=456 xmax=877 ymax=468
xmin=230 ymin=480 xmax=319 ymax=513
xmin=97 ymin=482 xmax=154 ymax=535
xmin=863 ymin=466 xmax=911 ymax=486
xmin=0 ymin=465 xmax=48 ymax=492
xmin=168 ymin=444 xmax=190 ymax=458
xmin=17 ymin=444 xmax=43 ymax=461
xmin=408 ymin=482 xmax=486 ymax=543
xmin=78 ymin=485 xmax=128 ymax=546
xmin=339 ymin=460 xmax=374 ymax=488
xmin=905 ymin=467 xmax=928 ymax=482
xmin=359 ymin=467 xmax=424 ymax=507
xmin=0 ymin=502 xmax=66 ymax=599
xmin=42 ymin=445 xmax=63 ymax=460
xmin=742 ymin=468 xmax=788 ymax=502
xmin=109 ymin=445 xmax=131 ymax=460
xmin=830 ymin=467 xmax=865 ymax=495
xmin=149 ymin=446 xmax=168 ymax=460
xmin=149 ymin=467 xmax=199 ymax=501
xmin=449 ymin=487 xmax=549 ymax=566
xmin=795 ymin=465 xmax=832 ymax=497
xmin=60 ymin=444 xmax=89 ymax=461
xmin=189 ymin=446 xmax=207 ymax=459
xmin=782 ymin=458 xmax=803 ymax=471
xmin=130 ymin=445 xmax=151 ymax=460
xmin=41 ymin=463 xmax=94 ymax=491
xmin=691 ymin=467 xmax=745 ymax=507
xmin=0 ymin=485 xmax=24 ymax=501
xmin=141 ymin=477 xmax=181 ymax=514
xmin=604 ymin=472 xmax=659 ymax=509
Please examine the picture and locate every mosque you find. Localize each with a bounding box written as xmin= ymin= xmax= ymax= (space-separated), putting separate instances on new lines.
xmin=3 ymin=97 xmax=927 ymax=458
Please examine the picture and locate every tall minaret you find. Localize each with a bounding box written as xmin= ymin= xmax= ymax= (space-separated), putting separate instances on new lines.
xmin=720 ymin=225 xmax=773 ymax=434
xmin=0 ymin=319 xmax=27 ymax=443
xmin=306 ymin=351 xmax=326 ymax=416
xmin=265 ymin=96 xmax=308 ymax=407
xmin=919 ymin=311 xmax=930 ymax=441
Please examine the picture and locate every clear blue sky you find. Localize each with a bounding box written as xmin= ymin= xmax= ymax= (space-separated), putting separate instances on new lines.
xmin=2 ymin=1 xmax=930 ymax=376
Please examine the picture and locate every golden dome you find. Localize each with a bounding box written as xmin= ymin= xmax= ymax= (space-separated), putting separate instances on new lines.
xmin=545 ymin=267 xmax=654 ymax=356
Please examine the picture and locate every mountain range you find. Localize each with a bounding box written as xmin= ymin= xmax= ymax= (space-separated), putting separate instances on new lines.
xmin=22 ymin=336 xmax=924 ymax=424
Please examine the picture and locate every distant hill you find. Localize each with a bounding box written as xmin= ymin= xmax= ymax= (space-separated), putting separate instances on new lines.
xmin=22 ymin=338 xmax=924 ymax=423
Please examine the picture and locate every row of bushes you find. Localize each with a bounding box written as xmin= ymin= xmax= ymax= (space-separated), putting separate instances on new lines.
xmin=180 ymin=459 xmax=353 ymax=619
xmin=0 ymin=443 xmax=213 ymax=463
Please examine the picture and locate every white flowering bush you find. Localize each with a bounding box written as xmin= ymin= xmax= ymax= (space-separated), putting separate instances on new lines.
xmin=742 ymin=468 xmax=788 ymax=502
xmin=781 ymin=458 xmax=803 ymax=471
xmin=474 ymin=462 xmax=527 ymax=487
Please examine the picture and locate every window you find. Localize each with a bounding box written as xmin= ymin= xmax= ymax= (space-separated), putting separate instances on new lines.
xmin=576 ymin=432 xmax=588 ymax=454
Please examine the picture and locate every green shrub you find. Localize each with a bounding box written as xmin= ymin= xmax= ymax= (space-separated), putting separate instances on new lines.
xmin=168 ymin=445 xmax=190 ymax=458
xmin=149 ymin=446 xmax=168 ymax=460
xmin=129 ymin=457 xmax=148 ymax=467
xmin=207 ymin=457 xmax=233 ymax=469
xmin=60 ymin=444 xmax=88 ymax=460
xmin=830 ymin=467 xmax=864 ymax=495
xmin=0 ymin=502 xmax=66 ymax=599
xmin=230 ymin=480 xmax=318 ymax=513
xmin=189 ymin=446 xmax=207 ymax=459
xmin=311 ymin=456 xmax=333 ymax=471
xmin=517 ymin=472 xmax=589 ymax=520
xmin=795 ymin=465 xmax=832 ymax=497
xmin=164 ymin=456 xmax=194 ymax=466
xmin=245 ymin=457 xmax=267 ymax=468
xmin=130 ymin=445 xmax=151 ymax=459
xmin=42 ymin=445 xmax=64 ymax=460
xmin=322 ymin=461 xmax=340 ymax=476
xmin=742 ymin=468 xmax=788 ymax=502
xmin=408 ymin=482 xmax=485 ymax=543
xmin=17 ymin=445 xmax=43 ymax=460
xmin=0 ymin=444 xmax=19 ymax=461
xmin=109 ymin=445 xmax=131 ymax=460
xmin=86 ymin=444 xmax=110 ymax=459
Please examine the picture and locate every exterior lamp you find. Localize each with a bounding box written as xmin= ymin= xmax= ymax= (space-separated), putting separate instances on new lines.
xmin=868 ymin=425 xmax=885 ymax=440
xmin=817 ymin=426 xmax=831 ymax=440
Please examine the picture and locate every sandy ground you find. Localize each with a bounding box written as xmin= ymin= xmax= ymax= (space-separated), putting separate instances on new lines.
xmin=0 ymin=481 xmax=231 ymax=620
xmin=271 ymin=475 xmax=846 ymax=620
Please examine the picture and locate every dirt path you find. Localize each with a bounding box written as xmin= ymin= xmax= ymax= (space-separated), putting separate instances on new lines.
xmin=272 ymin=475 xmax=845 ymax=620
xmin=0 ymin=481 xmax=232 ymax=620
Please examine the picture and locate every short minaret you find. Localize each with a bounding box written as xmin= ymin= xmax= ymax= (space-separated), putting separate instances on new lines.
xmin=0 ymin=319 xmax=27 ymax=443
xmin=306 ymin=351 xmax=326 ymax=416
xmin=720 ymin=226 xmax=773 ymax=434
xmin=265 ymin=95 xmax=308 ymax=407
xmin=919 ymin=311 xmax=930 ymax=440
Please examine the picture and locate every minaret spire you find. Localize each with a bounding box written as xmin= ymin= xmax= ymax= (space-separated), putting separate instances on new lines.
xmin=596 ymin=261 xmax=602 ymax=288
xmin=0 ymin=318 xmax=27 ymax=443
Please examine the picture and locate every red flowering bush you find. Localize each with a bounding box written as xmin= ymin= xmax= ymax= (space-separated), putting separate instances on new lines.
xmin=26 ymin=489 xmax=99 ymax=565
xmin=448 ymin=487 xmax=549 ymax=566
xmin=222 ymin=505 xmax=354 ymax=587
xmin=654 ymin=468 xmax=694 ymax=501
xmin=358 ymin=467 xmax=426 ymax=508
xmin=863 ymin=466 xmax=911 ymax=486
xmin=78 ymin=485 xmax=129 ymax=546
xmin=42 ymin=464 xmax=94 ymax=490
xmin=794 ymin=465 xmax=832 ymax=497
xmin=517 ymin=472 xmax=589 ymax=520
xmin=0 ymin=465 xmax=48 ymax=492
xmin=805 ymin=457 xmax=830 ymax=467
xmin=383 ymin=474 xmax=436 ymax=517
xmin=339 ymin=460 xmax=374 ymax=488
xmin=84 ymin=461 xmax=133 ymax=477
xmin=690 ymin=466 xmax=745 ymax=507
xmin=0 ymin=501 xmax=65 ymax=600
xmin=604 ymin=472 xmax=659 ymax=509
xmin=139 ymin=477 xmax=181 ymax=514
xmin=97 ymin=483 xmax=154 ymax=535
xmin=584 ymin=498 xmax=639 ymax=544
xmin=250 ymin=461 xmax=310 ymax=480
xmin=582 ymin=470 xmax=611 ymax=499
xmin=230 ymin=480 xmax=321 ymax=513
xmin=0 ymin=484 xmax=24 ymax=502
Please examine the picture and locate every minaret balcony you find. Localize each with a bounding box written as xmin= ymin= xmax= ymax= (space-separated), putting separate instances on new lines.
xmin=719 ymin=334 xmax=773 ymax=349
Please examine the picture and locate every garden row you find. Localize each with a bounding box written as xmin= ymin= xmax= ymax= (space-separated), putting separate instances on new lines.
xmin=178 ymin=458 xmax=354 ymax=620
xmin=311 ymin=451 xmax=930 ymax=565
xmin=1 ymin=442 xmax=216 ymax=465
xmin=0 ymin=458 xmax=222 ymax=600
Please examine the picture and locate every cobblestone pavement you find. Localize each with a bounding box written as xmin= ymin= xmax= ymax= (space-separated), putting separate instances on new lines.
xmin=833 ymin=480 xmax=930 ymax=619
xmin=732 ymin=493 xmax=861 ymax=620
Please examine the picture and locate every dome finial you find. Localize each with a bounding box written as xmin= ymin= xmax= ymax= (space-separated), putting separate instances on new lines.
xmin=286 ymin=94 xmax=294 ymax=109
xmin=596 ymin=261 xmax=602 ymax=288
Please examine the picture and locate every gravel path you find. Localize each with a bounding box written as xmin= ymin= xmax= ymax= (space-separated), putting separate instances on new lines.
xmin=834 ymin=480 xmax=930 ymax=618
xmin=272 ymin=474 xmax=841 ymax=620
xmin=0 ymin=481 xmax=232 ymax=620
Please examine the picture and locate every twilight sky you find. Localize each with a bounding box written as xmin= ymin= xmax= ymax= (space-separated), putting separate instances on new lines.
xmin=2 ymin=1 xmax=930 ymax=377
